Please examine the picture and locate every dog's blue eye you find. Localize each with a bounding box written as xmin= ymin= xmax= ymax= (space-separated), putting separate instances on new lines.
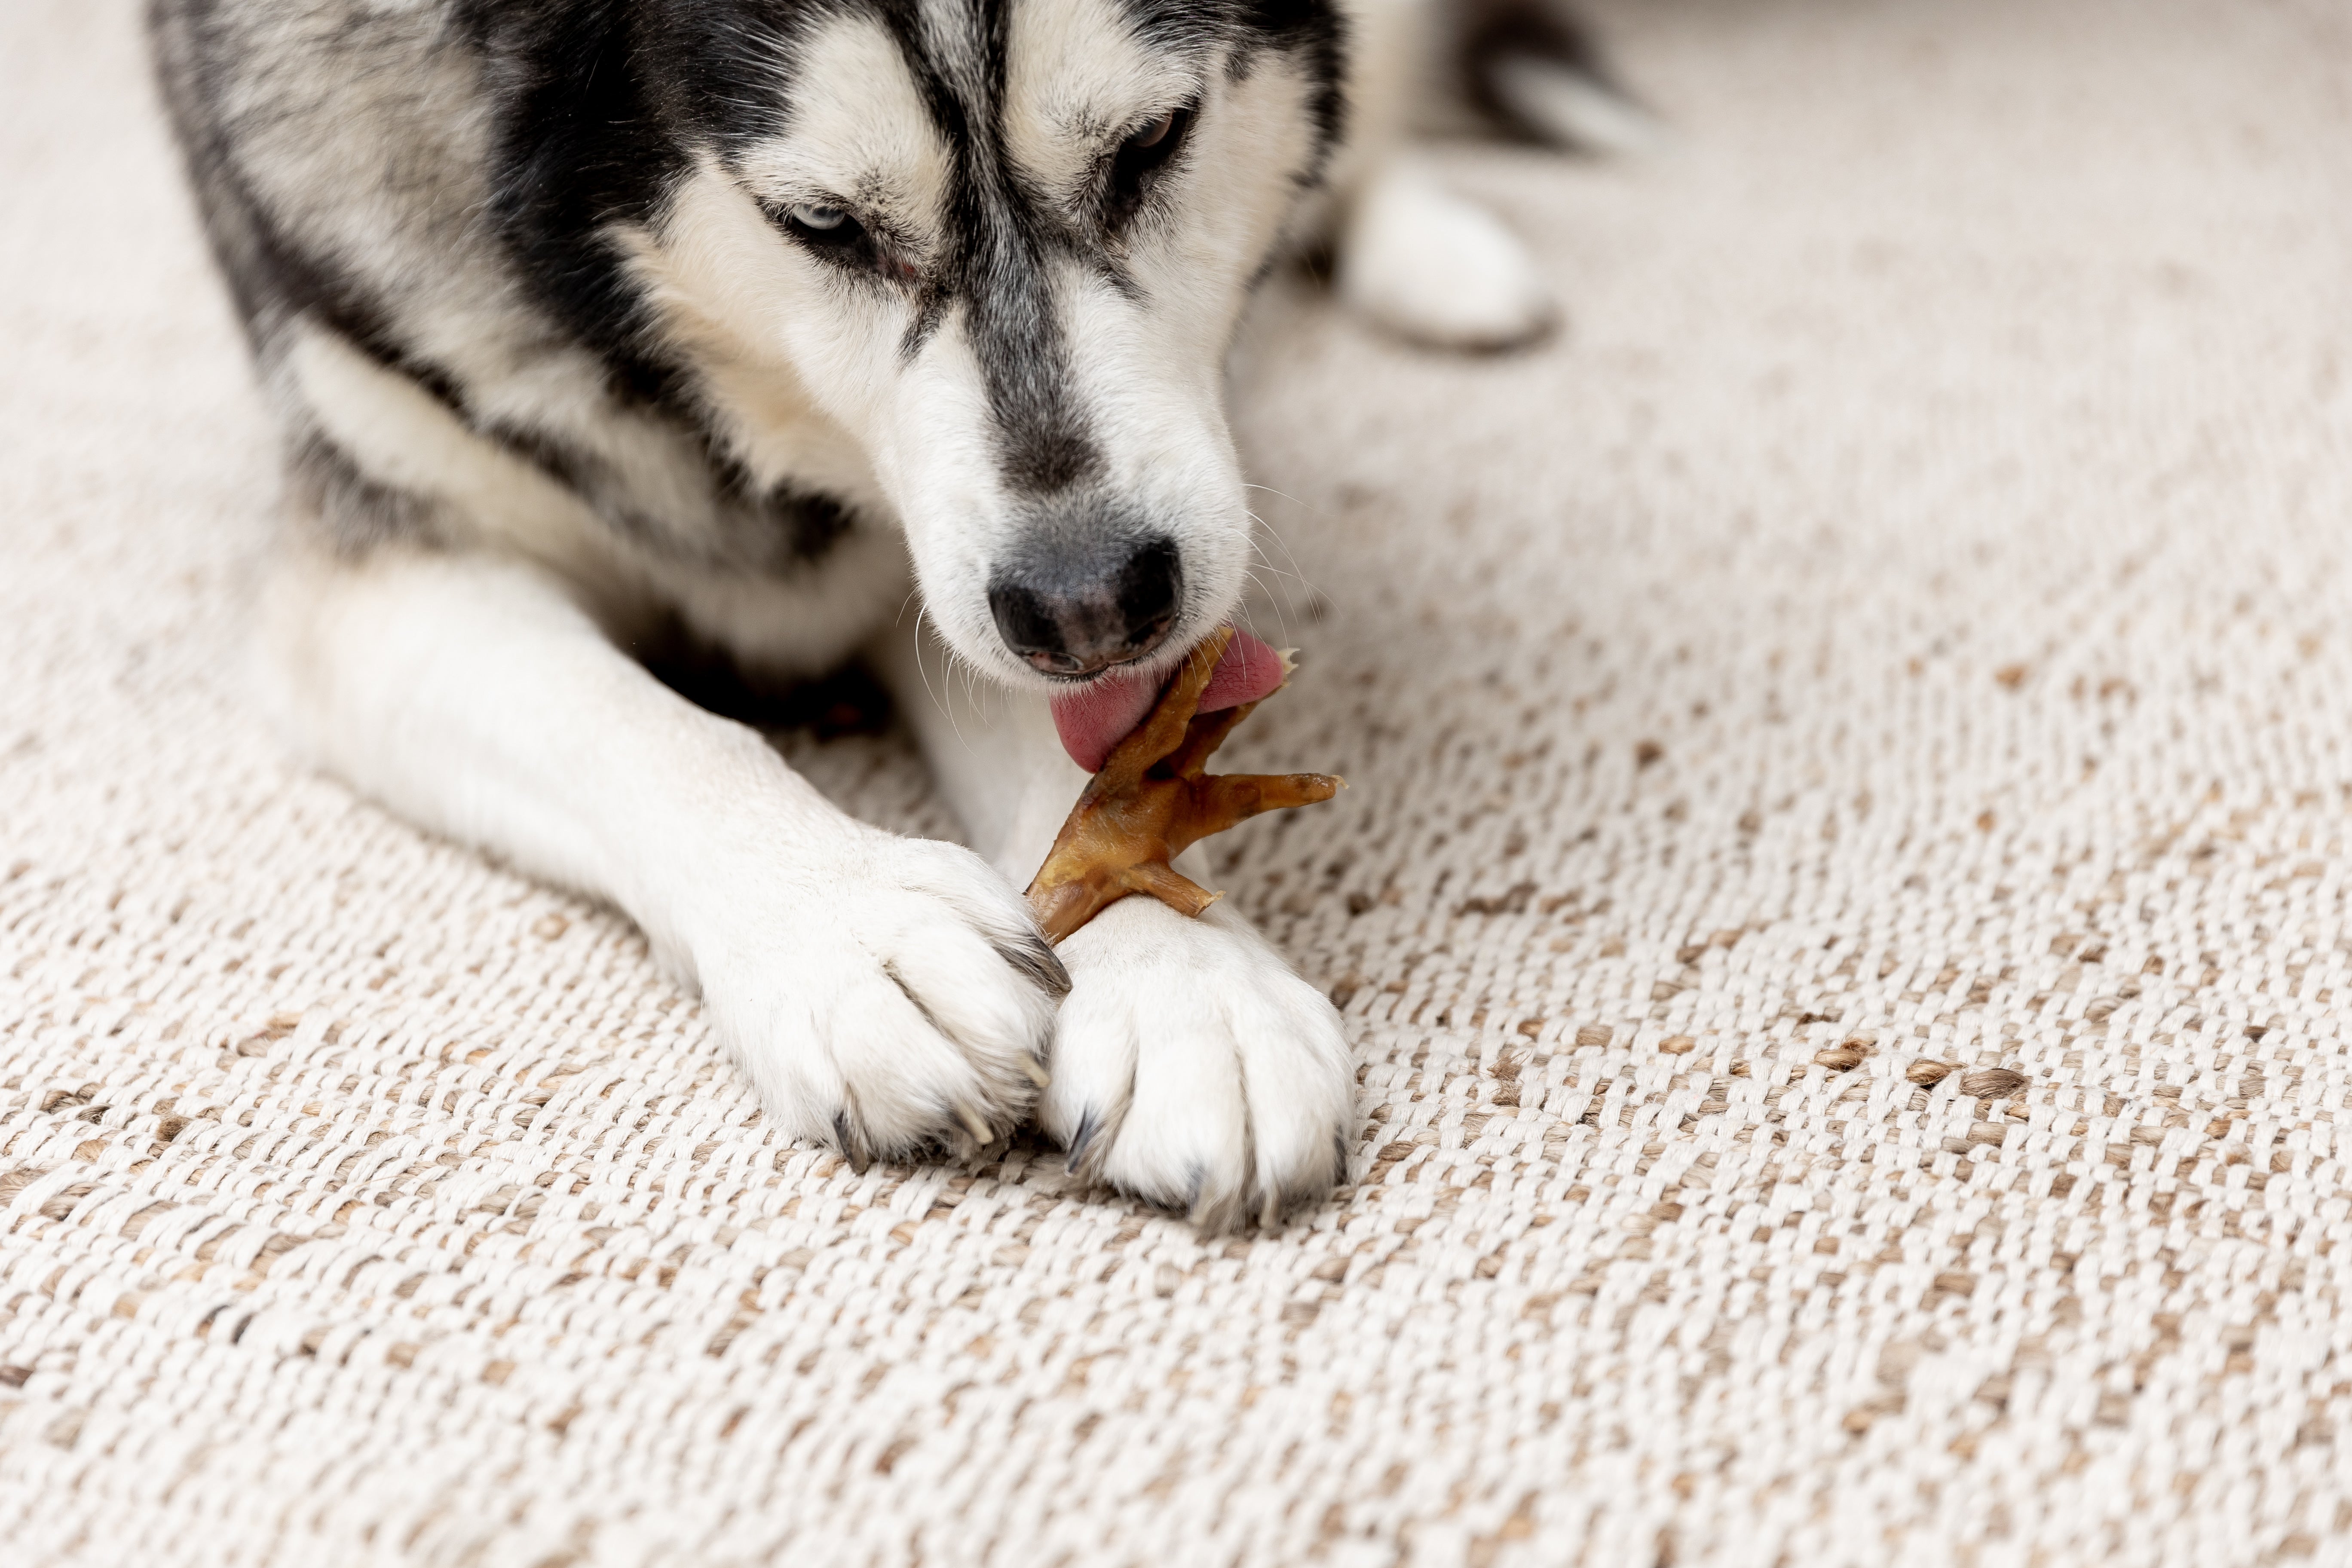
xmin=792 ymin=203 xmax=848 ymax=231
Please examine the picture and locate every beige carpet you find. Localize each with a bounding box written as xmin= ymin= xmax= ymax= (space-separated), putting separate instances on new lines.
xmin=6 ymin=1 xmax=2352 ymax=1562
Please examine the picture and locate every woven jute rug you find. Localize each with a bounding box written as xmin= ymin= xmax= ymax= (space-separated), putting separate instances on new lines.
xmin=5 ymin=1 xmax=2349 ymax=1562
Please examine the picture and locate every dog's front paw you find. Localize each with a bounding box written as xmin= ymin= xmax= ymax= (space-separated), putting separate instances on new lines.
xmin=1042 ymin=895 xmax=1355 ymax=1231
xmin=687 ymin=829 xmax=1066 ymax=1168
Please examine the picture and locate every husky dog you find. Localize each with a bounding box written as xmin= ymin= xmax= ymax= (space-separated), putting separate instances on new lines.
xmin=149 ymin=0 xmax=1633 ymax=1230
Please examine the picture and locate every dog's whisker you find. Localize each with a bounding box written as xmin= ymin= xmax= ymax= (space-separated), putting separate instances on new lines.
xmin=1237 ymin=565 xmax=1295 ymax=648
xmin=1241 ymin=482 xmax=1319 ymax=514
xmin=1240 ymin=534 xmax=1317 ymax=642
xmin=1252 ymin=516 xmax=1320 ymax=598
xmin=1242 ymin=517 xmax=1315 ymax=593
xmin=1241 ymin=529 xmax=1310 ymax=584
xmin=909 ymin=603 xmax=977 ymax=757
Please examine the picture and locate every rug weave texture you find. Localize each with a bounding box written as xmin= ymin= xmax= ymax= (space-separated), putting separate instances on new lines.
xmin=5 ymin=2 xmax=2351 ymax=1564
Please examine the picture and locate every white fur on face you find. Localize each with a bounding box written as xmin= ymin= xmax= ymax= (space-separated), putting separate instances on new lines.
xmin=628 ymin=3 xmax=1324 ymax=689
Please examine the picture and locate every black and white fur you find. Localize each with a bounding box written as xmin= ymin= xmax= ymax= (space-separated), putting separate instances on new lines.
xmin=149 ymin=0 xmax=1634 ymax=1230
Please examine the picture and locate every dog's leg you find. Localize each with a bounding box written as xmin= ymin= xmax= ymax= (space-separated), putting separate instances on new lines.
xmin=872 ymin=619 xmax=1356 ymax=1231
xmin=262 ymin=548 xmax=1063 ymax=1164
xmin=1321 ymin=0 xmax=1559 ymax=350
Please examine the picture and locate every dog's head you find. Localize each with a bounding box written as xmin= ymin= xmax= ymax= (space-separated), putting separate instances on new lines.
xmin=607 ymin=0 xmax=1342 ymax=700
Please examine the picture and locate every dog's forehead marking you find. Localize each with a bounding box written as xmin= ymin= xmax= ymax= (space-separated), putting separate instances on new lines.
xmin=732 ymin=11 xmax=950 ymax=237
xmin=1003 ymin=0 xmax=1183 ymax=193
xmin=870 ymin=0 xmax=1102 ymax=495
xmin=914 ymin=0 xmax=995 ymax=123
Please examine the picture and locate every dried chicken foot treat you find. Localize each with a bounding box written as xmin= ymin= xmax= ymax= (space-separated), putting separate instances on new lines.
xmin=1026 ymin=627 xmax=1343 ymax=943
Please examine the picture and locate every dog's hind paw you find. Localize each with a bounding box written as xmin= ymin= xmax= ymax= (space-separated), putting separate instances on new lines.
xmin=1041 ymin=894 xmax=1355 ymax=1232
xmin=687 ymin=828 xmax=1064 ymax=1167
xmin=1337 ymin=164 xmax=1558 ymax=352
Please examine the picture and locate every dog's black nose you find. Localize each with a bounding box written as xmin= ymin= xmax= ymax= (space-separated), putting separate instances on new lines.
xmin=989 ymin=535 xmax=1183 ymax=677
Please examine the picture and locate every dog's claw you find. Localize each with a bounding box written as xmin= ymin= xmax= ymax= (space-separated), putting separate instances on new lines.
xmin=833 ymin=1110 xmax=872 ymax=1176
xmin=1063 ymin=1108 xmax=1102 ymax=1174
xmin=1020 ymin=1054 xmax=1052 ymax=1089
xmin=1185 ymin=1164 xmax=1246 ymax=1237
xmin=956 ymin=1102 xmax=993 ymax=1146
xmin=996 ymin=935 xmax=1073 ymax=998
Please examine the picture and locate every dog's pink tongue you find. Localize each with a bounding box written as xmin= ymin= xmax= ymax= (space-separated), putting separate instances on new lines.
xmin=1050 ymin=628 xmax=1289 ymax=774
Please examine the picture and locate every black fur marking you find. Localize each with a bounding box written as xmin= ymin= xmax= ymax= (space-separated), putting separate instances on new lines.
xmin=864 ymin=0 xmax=1347 ymax=498
xmin=956 ymin=6 xmax=1106 ymax=497
xmin=285 ymin=434 xmax=442 ymax=558
xmin=641 ymin=645 xmax=894 ymax=735
xmin=472 ymin=0 xmax=688 ymax=410
xmin=699 ymin=440 xmax=863 ymax=568
xmin=759 ymin=484 xmax=858 ymax=563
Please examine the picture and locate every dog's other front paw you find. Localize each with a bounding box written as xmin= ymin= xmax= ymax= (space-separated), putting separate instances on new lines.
xmin=686 ymin=829 xmax=1067 ymax=1169
xmin=1042 ymin=895 xmax=1356 ymax=1232
xmin=1337 ymin=165 xmax=1558 ymax=352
